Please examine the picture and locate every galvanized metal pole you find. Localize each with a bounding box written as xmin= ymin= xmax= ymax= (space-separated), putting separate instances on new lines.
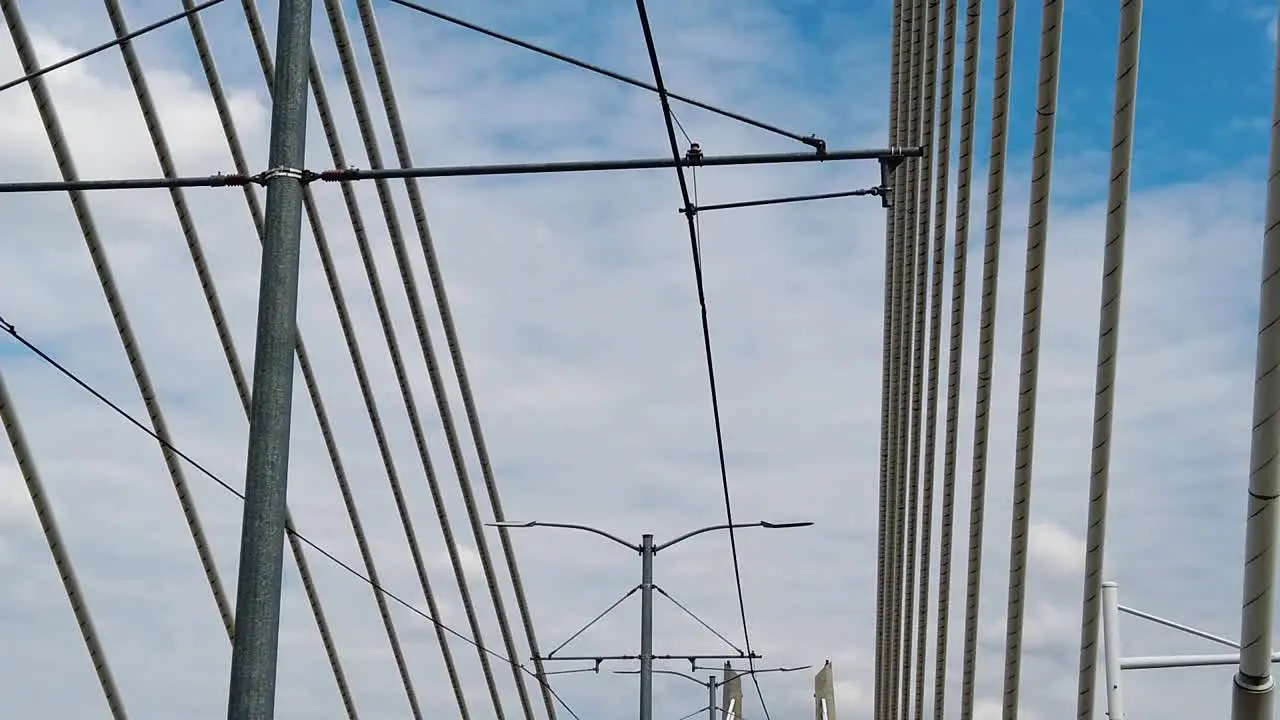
xmin=707 ymin=676 xmax=716 ymax=720
xmin=225 ymin=1 xmax=314 ymax=718
xmin=640 ymin=534 xmax=655 ymax=720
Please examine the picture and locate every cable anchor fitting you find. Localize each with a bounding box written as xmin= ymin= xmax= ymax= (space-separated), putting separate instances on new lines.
xmin=252 ymin=166 xmax=313 ymax=186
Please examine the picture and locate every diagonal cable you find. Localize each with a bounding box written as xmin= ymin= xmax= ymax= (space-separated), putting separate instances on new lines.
xmin=316 ymin=4 xmax=515 ymax=718
xmin=933 ymin=0 xmax=980 ymax=717
xmin=875 ymin=2 xmax=908 ymax=712
xmin=351 ymin=4 xmax=554 ymax=717
xmin=957 ymin=1 xmax=1018 ymax=718
xmin=0 ymin=0 xmax=227 ymax=94
xmin=629 ymin=4 xmax=775 ymax=720
xmin=0 ymin=313 xmax=584 ymax=720
xmin=548 ymin=586 xmax=640 ymax=657
xmin=0 ymin=371 xmax=128 ymax=719
xmin=1000 ymin=2 xmax=1066 ymax=716
xmin=0 ymin=0 xmax=234 ymax=644
xmin=98 ymin=4 xmax=359 ymax=716
xmin=177 ymin=2 xmax=427 ymax=715
xmin=232 ymin=1 xmax=473 ymax=716
xmin=1074 ymin=2 xmax=1143 ymax=716
xmin=910 ymin=0 xmax=946 ymax=717
xmin=899 ymin=0 xmax=932 ymax=715
xmin=381 ymin=0 xmax=824 ymax=151
xmin=653 ymin=586 xmax=744 ymax=655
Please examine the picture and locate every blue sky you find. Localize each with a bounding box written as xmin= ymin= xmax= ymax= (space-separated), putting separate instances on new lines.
xmin=2 ymin=2 xmax=1280 ymax=720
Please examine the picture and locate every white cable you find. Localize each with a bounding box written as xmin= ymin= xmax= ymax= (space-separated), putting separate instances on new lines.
xmin=999 ymin=1 xmax=1066 ymax=716
xmin=1074 ymin=2 xmax=1143 ymax=718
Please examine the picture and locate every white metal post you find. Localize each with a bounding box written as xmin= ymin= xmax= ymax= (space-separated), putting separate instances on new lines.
xmin=1101 ymin=582 xmax=1126 ymax=720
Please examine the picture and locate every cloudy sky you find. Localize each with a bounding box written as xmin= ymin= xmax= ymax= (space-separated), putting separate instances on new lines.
xmin=0 ymin=1 xmax=1278 ymax=719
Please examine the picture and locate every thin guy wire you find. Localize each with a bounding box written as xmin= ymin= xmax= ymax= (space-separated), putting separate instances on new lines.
xmin=381 ymin=0 xmax=825 ymax=151
xmin=352 ymin=4 xmax=552 ymax=717
xmin=0 ymin=314 xmax=584 ymax=720
xmin=653 ymin=586 xmax=745 ymax=654
xmin=179 ymin=3 xmax=426 ymax=714
xmin=0 ymin=0 xmax=234 ymax=637
xmin=880 ymin=1 xmax=911 ymax=707
xmin=630 ymin=4 xmax=775 ymax=720
xmin=1000 ymin=3 xmax=1065 ymax=716
xmin=911 ymin=0 xmax=947 ymax=716
xmin=0 ymin=0 xmax=227 ymax=94
xmin=892 ymin=1 xmax=924 ymax=715
xmin=900 ymin=0 xmax=936 ymax=713
xmin=234 ymin=2 xmax=476 ymax=716
xmin=99 ymin=5 xmax=360 ymax=716
xmin=933 ymin=0 xmax=980 ymax=716
xmin=958 ymin=1 xmax=1018 ymax=717
xmin=1075 ymin=2 xmax=1142 ymax=717
xmin=0 ymin=373 xmax=128 ymax=719
xmin=548 ymin=586 xmax=641 ymax=656
xmin=317 ymin=5 xmax=513 ymax=718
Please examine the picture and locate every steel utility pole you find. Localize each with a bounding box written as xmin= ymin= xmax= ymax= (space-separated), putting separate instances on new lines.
xmin=491 ymin=520 xmax=813 ymax=720
xmin=225 ymin=1 xmax=313 ymax=719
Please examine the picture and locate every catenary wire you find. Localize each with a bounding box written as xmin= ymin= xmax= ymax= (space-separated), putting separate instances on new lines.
xmin=1074 ymin=2 xmax=1143 ymax=717
xmin=957 ymin=0 xmax=1018 ymax=717
xmin=630 ymin=3 xmax=778 ymax=720
xmin=177 ymin=1 xmax=429 ymax=714
xmin=232 ymin=1 xmax=475 ymax=715
xmin=933 ymin=0 xmax=982 ymax=716
xmin=0 ymin=313 xmax=584 ymax=720
xmin=381 ymin=0 xmax=825 ymax=152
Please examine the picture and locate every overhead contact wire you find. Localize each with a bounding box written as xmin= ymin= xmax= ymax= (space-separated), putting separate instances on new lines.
xmin=631 ymin=3 xmax=776 ymax=719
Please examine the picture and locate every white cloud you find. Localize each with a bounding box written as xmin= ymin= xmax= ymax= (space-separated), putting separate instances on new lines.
xmin=0 ymin=2 xmax=1274 ymax=720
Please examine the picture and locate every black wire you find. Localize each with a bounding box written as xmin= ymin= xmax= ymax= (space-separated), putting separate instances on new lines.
xmin=0 ymin=0 xmax=230 ymax=94
xmin=0 ymin=314 xmax=583 ymax=720
xmin=629 ymin=5 xmax=773 ymax=720
xmin=653 ymin=586 xmax=742 ymax=655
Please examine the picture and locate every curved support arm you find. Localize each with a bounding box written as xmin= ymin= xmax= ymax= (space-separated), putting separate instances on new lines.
xmin=489 ymin=521 xmax=639 ymax=552
xmin=615 ymin=668 xmax=708 ymax=687
xmin=656 ymin=521 xmax=813 ymax=552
